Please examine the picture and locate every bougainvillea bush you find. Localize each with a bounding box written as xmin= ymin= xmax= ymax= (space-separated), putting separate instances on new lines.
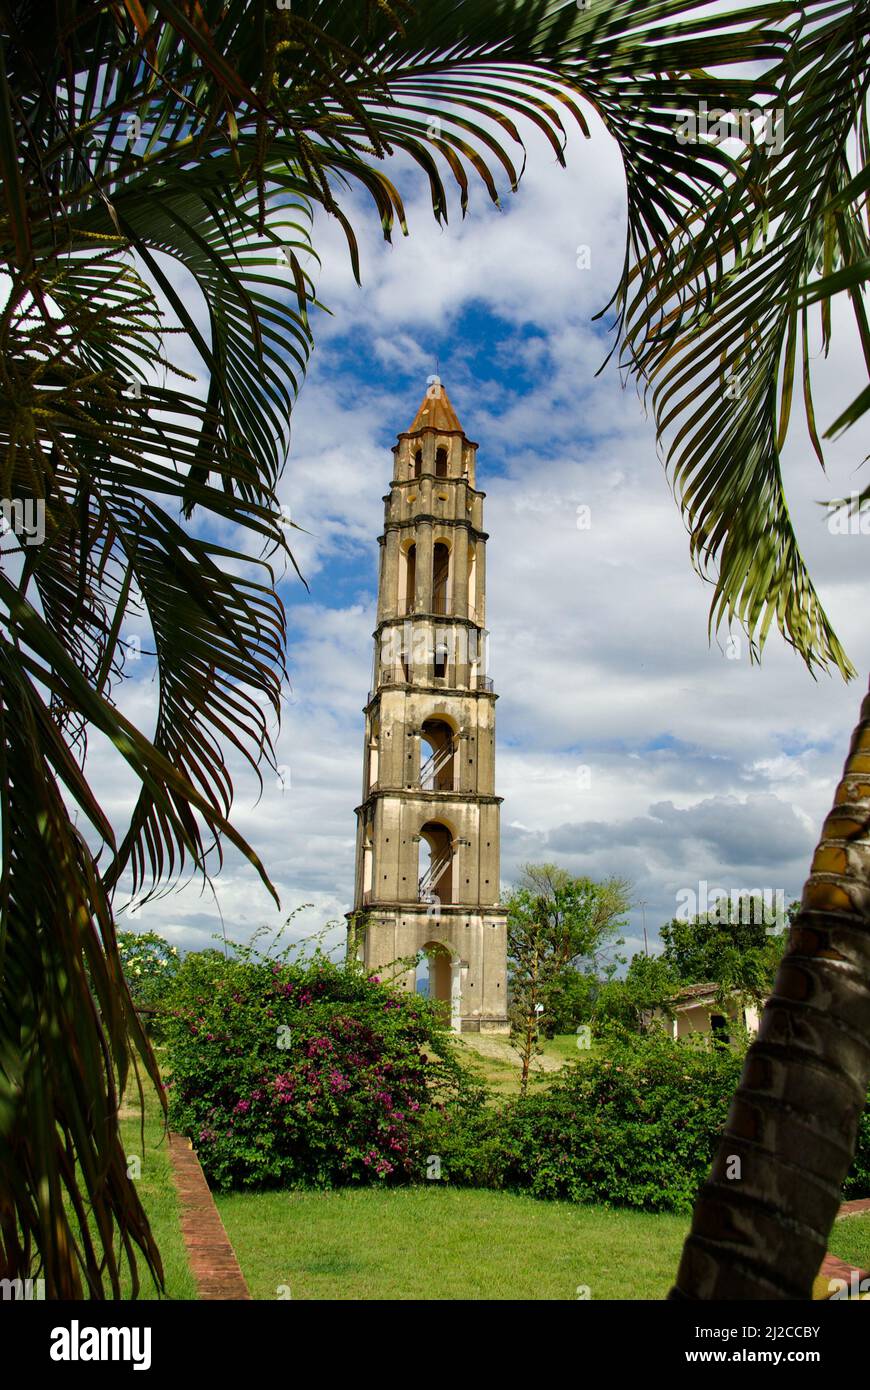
xmin=164 ymin=946 xmax=471 ymax=1192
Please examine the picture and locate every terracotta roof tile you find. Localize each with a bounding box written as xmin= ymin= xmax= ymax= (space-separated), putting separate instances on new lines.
xmin=408 ymin=382 xmax=463 ymax=434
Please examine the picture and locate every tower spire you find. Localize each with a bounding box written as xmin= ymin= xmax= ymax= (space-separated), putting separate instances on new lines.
xmin=407 ymin=380 xmax=463 ymax=435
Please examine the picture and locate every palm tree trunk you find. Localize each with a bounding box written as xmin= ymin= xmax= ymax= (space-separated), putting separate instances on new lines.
xmin=672 ymin=678 xmax=870 ymax=1299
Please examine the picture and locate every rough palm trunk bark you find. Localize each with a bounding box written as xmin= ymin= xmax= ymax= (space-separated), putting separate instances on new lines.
xmin=672 ymin=679 xmax=870 ymax=1299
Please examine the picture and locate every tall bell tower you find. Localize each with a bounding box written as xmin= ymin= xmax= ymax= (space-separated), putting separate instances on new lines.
xmin=349 ymin=381 xmax=508 ymax=1033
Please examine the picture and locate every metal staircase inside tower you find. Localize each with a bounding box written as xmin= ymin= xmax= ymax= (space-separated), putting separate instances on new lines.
xmin=419 ymin=738 xmax=455 ymax=789
xmin=418 ymin=852 xmax=451 ymax=902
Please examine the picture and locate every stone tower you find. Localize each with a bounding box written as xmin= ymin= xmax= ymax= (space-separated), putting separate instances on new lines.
xmin=349 ymin=382 xmax=508 ymax=1033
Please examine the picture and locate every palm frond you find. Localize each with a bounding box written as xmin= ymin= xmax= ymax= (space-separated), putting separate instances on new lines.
xmin=622 ymin=0 xmax=868 ymax=676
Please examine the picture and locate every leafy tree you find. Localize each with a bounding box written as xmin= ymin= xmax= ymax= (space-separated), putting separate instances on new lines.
xmin=506 ymin=865 xmax=629 ymax=1092
xmin=592 ymin=952 xmax=681 ymax=1034
xmin=515 ymin=865 xmax=630 ymax=972
xmin=541 ymin=966 xmax=599 ymax=1035
xmin=116 ymin=930 xmax=181 ymax=1032
xmin=659 ymin=899 xmax=791 ymax=1008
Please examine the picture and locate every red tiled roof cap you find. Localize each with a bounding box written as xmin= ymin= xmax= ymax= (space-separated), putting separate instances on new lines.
xmin=407 ymin=382 xmax=463 ymax=434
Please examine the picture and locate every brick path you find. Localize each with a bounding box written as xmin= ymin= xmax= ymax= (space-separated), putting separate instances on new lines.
xmin=817 ymin=1251 xmax=870 ymax=1298
xmin=168 ymin=1132 xmax=251 ymax=1300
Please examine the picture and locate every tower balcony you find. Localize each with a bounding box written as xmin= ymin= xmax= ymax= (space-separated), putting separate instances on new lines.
xmin=398 ymin=599 xmax=482 ymax=621
xmin=367 ymin=668 xmax=493 ymax=704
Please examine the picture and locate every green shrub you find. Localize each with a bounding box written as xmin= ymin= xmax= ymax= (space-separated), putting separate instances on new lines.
xmin=493 ymin=1033 xmax=741 ymax=1211
xmin=417 ymin=1095 xmax=502 ymax=1187
xmin=446 ymin=1031 xmax=744 ymax=1213
xmin=164 ymin=947 xmax=470 ymax=1192
xmin=117 ymin=929 xmax=180 ymax=1038
xmin=481 ymin=1032 xmax=870 ymax=1210
xmin=844 ymin=1102 xmax=870 ymax=1200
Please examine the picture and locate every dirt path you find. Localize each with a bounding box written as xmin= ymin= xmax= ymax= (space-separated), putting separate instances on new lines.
xmin=457 ymin=1034 xmax=566 ymax=1073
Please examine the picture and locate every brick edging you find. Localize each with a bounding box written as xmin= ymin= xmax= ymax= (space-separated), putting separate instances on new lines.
xmin=817 ymin=1252 xmax=870 ymax=1296
xmin=167 ymin=1132 xmax=251 ymax=1300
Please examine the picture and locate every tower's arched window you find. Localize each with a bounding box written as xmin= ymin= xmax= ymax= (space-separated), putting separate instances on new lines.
xmin=415 ymin=942 xmax=454 ymax=1023
xmin=368 ymin=714 xmax=380 ymax=789
xmin=404 ymin=543 xmax=416 ymax=615
xmin=418 ymin=821 xmax=453 ymax=905
xmin=432 ymin=542 xmax=449 ymax=615
xmin=435 ymin=446 xmax=448 ymax=478
xmin=362 ymin=825 xmax=373 ymax=897
xmin=413 ymin=448 xmax=423 ymax=479
xmin=433 ymin=641 xmax=449 ymax=681
xmin=414 ymin=951 xmax=432 ymax=998
xmin=420 ymin=718 xmax=455 ymax=791
xmin=467 ymin=543 xmax=477 ymax=620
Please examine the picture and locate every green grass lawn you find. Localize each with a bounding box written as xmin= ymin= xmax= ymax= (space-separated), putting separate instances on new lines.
xmin=540 ymin=1033 xmax=593 ymax=1065
xmin=216 ymin=1187 xmax=690 ymax=1300
xmin=827 ymin=1215 xmax=870 ymax=1274
xmin=453 ymin=1032 xmax=589 ymax=1097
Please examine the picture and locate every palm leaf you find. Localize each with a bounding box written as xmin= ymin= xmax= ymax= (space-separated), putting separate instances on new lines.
xmin=621 ymin=0 xmax=868 ymax=676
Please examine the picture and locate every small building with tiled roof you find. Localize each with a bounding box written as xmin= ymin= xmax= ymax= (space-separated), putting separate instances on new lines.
xmin=656 ymin=982 xmax=761 ymax=1045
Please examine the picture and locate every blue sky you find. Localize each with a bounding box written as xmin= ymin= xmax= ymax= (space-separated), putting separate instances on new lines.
xmin=98 ymin=110 xmax=870 ymax=966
